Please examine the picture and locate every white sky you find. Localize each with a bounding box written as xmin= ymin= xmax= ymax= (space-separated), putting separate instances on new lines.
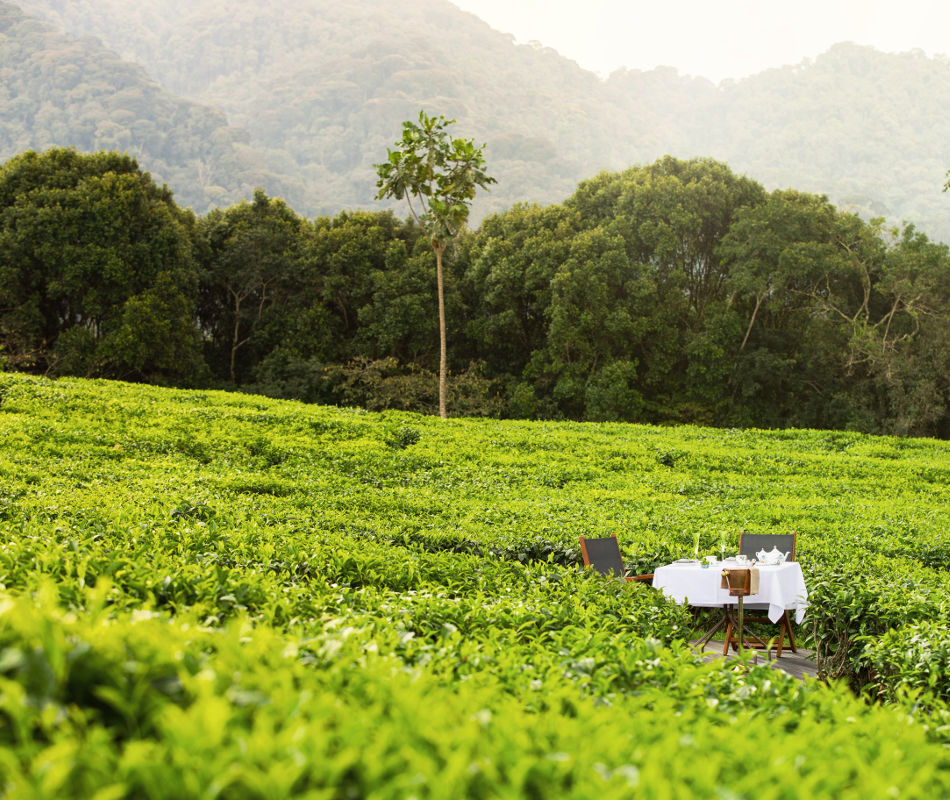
xmin=449 ymin=0 xmax=950 ymax=83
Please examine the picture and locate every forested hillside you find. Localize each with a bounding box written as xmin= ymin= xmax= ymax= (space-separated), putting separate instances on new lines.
xmin=10 ymin=0 xmax=950 ymax=240
xmin=673 ymin=43 xmax=950 ymax=241
xmin=0 ymin=2 xmax=307 ymax=212
xmin=11 ymin=0 xmax=632 ymax=219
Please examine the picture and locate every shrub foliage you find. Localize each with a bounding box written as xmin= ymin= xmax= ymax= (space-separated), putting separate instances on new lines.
xmin=0 ymin=373 xmax=949 ymax=796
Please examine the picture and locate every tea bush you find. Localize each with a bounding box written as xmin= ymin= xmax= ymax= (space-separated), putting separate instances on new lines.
xmin=2 ymin=590 xmax=950 ymax=799
xmin=860 ymin=620 xmax=950 ymax=701
xmin=1 ymin=372 xmax=950 ymax=797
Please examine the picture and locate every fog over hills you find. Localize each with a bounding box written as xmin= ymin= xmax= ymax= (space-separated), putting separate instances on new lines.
xmin=0 ymin=2 xmax=281 ymax=211
xmin=7 ymin=0 xmax=950 ymax=240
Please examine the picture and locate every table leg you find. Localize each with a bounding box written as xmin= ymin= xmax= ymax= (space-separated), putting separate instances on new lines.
xmin=693 ymin=606 xmax=730 ymax=652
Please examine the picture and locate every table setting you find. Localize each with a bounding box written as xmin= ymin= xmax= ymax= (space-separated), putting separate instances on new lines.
xmin=652 ymin=550 xmax=809 ymax=625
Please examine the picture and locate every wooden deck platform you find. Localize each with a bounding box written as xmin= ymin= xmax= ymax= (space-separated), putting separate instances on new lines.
xmin=695 ymin=641 xmax=819 ymax=680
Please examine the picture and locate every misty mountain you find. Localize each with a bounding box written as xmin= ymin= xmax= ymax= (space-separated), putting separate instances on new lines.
xmin=666 ymin=44 xmax=950 ymax=239
xmin=8 ymin=0 xmax=950 ymax=241
xmin=0 ymin=2 xmax=315 ymax=212
xmin=10 ymin=0 xmax=633 ymax=219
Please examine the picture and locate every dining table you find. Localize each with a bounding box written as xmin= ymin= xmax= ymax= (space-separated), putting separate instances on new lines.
xmin=652 ymin=559 xmax=809 ymax=625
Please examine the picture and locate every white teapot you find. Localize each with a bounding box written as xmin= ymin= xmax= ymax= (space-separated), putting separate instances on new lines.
xmin=755 ymin=546 xmax=788 ymax=565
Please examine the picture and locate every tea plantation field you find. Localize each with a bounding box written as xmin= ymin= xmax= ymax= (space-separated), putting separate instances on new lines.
xmin=1 ymin=372 xmax=949 ymax=798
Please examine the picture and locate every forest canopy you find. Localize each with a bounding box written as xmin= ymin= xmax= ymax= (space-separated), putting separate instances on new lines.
xmin=2 ymin=148 xmax=949 ymax=438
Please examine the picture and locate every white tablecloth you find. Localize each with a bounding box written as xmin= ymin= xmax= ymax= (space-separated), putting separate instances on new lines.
xmin=653 ymin=561 xmax=809 ymax=624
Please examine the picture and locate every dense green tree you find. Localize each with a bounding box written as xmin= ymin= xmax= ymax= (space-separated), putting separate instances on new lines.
xmin=239 ymin=210 xmax=426 ymax=403
xmin=503 ymin=157 xmax=766 ymax=422
xmin=542 ymin=228 xmax=645 ymax=420
xmin=0 ymin=147 xmax=204 ymax=383
xmin=376 ymin=110 xmax=494 ymax=418
xmin=307 ymin=211 xmax=430 ymax=365
xmin=458 ymin=203 xmax=576 ymax=382
xmin=712 ymin=190 xmax=851 ymax=426
xmin=715 ymin=191 xmax=950 ymax=435
xmin=570 ymin=157 xmax=768 ymax=329
xmin=815 ymin=222 xmax=950 ymax=436
xmin=198 ymin=190 xmax=306 ymax=384
xmin=354 ymin=239 xmax=439 ymax=364
xmin=719 ymin=191 xmax=838 ymax=355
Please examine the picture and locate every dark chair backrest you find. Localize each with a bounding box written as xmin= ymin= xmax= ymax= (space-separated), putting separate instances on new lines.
xmin=578 ymin=535 xmax=626 ymax=578
xmin=739 ymin=532 xmax=797 ymax=561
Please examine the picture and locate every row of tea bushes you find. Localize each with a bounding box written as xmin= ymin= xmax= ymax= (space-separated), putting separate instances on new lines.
xmin=3 ymin=588 xmax=950 ymax=799
xmin=804 ymin=550 xmax=950 ymax=686
xmin=4 ymin=370 xmax=950 ymax=679
xmin=3 ymin=372 xmax=950 ymax=796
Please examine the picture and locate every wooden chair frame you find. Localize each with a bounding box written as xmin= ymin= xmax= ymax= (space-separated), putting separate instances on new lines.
xmin=578 ymin=535 xmax=653 ymax=583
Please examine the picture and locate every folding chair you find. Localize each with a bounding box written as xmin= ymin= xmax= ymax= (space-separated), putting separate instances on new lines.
xmin=578 ymin=535 xmax=653 ymax=584
xmin=738 ymin=531 xmax=797 ymax=564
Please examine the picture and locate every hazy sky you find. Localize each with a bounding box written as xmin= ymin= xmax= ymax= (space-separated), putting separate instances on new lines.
xmin=450 ymin=0 xmax=950 ymax=82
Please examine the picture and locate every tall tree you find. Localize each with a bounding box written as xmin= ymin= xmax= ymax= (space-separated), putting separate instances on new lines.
xmin=375 ymin=111 xmax=494 ymax=418
xmin=459 ymin=203 xmax=576 ymax=381
xmin=198 ymin=189 xmax=305 ymax=384
xmin=0 ymin=148 xmax=204 ymax=384
xmin=569 ymin=157 xmax=767 ymax=331
xmin=713 ymin=190 xmax=851 ymax=426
